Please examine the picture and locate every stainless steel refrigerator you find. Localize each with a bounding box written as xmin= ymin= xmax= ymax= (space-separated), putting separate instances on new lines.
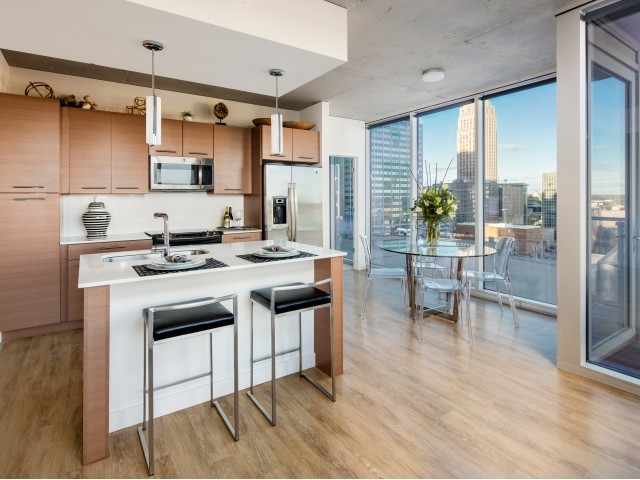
xmin=263 ymin=164 xmax=323 ymax=247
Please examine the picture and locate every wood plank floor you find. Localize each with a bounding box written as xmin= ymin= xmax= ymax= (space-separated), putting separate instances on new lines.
xmin=2 ymin=269 xmax=640 ymax=478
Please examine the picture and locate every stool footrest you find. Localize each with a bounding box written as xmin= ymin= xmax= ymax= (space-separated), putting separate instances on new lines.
xmin=246 ymin=391 xmax=274 ymax=425
xmin=252 ymin=346 xmax=300 ymax=364
xmin=212 ymin=400 xmax=239 ymax=441
xmin=301 ymin=372 xmax=336 ymax=402
xmin=146 ymin=371 xmax=211 ymax=393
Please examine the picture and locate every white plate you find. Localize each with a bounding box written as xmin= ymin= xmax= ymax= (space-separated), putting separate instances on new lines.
xmin=253 ymin=249 xmax=299 ymax=258
xmin=147 ymin=258 xmax=207 ymax=271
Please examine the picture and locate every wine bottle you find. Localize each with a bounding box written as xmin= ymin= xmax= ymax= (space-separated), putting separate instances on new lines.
xmin=223 ymin=207 xmax=231 ymax=228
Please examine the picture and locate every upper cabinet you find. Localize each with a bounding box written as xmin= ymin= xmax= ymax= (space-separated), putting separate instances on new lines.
xmin=259 ymin=125 xmax=293 ymax=161
xmin=183 ymin=122 xmax=213 ymax=157
xmin=111 ymin=113 xmax=149 ymax=193
xmin=0 ymin=93 xmax=60 ymax=193
xmin=68 ymin=109 xmax=111 ymax=194
xmin=292 ymin=129 xmax=320 ymax=164
xmin=213 ymin=125 xmax=251 ymax=194
xmin=255 ymin=125 xmax=319 ymax=164
xmin=149 ymin=119 xmax=183 ymax=156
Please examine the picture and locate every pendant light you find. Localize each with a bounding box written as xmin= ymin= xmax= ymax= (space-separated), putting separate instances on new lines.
xmin=269 ymin=68 xmax=285 ymax=156
xmin=143 ymin=40 xmax=163 ymax=146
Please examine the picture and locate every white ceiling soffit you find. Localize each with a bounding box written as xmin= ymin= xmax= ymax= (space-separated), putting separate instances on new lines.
xmin=0 ymin=0 xmax=347 ymax=96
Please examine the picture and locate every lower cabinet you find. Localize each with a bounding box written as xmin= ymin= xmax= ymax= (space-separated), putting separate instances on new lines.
xmin=64 ymin=239 xmax=152 ymax=322
xmin=0 ymin=194 xmax=60 ymax=332
xmin=221 ymin=232 xmax=262 ymax=243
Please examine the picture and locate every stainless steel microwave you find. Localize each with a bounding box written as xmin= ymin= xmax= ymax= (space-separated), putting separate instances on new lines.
xmin=150 ymin=156 xmax=214 ymax=191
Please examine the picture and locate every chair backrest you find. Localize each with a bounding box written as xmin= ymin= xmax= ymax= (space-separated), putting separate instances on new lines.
xmin=359 ymin=234 xmax=372 ymax=274
xmin=493 ymin=237 xmax=514 ymax=276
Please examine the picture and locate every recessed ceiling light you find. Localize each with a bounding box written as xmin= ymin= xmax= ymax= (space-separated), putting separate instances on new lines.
xmin=422 ymin=68 xmax=445 ymax=83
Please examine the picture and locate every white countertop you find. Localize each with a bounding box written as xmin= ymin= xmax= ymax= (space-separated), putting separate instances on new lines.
xmin=60 ymin=232 xmax=151 ymax=245
xmin=78 ymin=241 xmax=345 ymax=288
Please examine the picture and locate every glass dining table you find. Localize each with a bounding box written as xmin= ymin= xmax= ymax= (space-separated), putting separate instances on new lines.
xmin=378 ymin=239 xmax=496 ymax=322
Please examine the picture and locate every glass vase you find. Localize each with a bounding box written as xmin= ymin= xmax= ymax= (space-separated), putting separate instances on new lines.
xmin=426 ymin=221 xmax=440 ymax=246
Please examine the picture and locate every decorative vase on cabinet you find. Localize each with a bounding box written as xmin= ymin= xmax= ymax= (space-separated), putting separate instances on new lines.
xmin=82 ymin=199 xmax=111 ymax=238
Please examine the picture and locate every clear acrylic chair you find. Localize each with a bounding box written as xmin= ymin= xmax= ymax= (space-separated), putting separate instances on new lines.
xmin=465 ymin=236 xmax=519 ymax=327
xmin=413 ymin=245 xmax=472 ymax=344
xmin=359 ymin=235 xmax=407 ymax=319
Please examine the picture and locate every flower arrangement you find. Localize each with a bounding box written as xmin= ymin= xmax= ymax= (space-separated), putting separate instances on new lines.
xmin=411 ymin=185 xmax=458 ymax=245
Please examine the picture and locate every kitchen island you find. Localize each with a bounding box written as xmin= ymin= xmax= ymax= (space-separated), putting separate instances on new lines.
xmin=78 ymin=240 xmax=345 ymax=465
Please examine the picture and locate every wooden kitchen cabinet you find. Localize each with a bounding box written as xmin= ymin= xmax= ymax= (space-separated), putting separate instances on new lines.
xmin=69 ymin=109 xmax=112 ymax=193
xmin=221 ymin=232 xmax=262 ymax=243
xmin=0 ymin=194 xmax=60 ymax=331
xmin=292 ymin=129 xmax=320 ymax=164
xmin=213 ymin=124 xmax=251 ymax=194
xmin=111 ymin=113 xmax=149 ymax=193
xmin=183 ymin=121 xmax=213 ymax=157
xmin=258 ymin=125 xmax=293 ymax=161
xmin=149 ymin=119 xmax=183 ymax=156
xmin=0 ymin=93 xmax=60 ymax=193
xmin=64 ymin=239 xmax=151 ymax=322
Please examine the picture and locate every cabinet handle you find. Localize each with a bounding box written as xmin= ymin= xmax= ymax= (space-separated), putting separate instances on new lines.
xmin=12 ymin=185 xmax=44 ymax=189
xmin=115 ymin=187 xmax=140 ymax=190
xmin=224 ymin=188 xmax=243 ymax=191
xmin=297 ymin=156 xmax=314 ymax=160
xmin=155 ymin=149 xmax=177 ymax=153
xmin=188 ymin=152 xmax=209 ymax=156
xmin=13 ymin=197 xmax=45 ymax=201
xmin=233 ymin=236 xmax=252 ymax=240
xmin=99 ymin=246 xmax=126 ymax=251
xmin=81 ymin=187 xmax=107 ymax=190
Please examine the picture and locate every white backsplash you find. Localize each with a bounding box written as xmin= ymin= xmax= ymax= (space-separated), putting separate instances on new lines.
xmin=61 ymin=193 xmax=248 ymax=237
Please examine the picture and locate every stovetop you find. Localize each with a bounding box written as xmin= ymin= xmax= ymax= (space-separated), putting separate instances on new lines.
xmin=145 ymin=229 xmax=222 ymax=239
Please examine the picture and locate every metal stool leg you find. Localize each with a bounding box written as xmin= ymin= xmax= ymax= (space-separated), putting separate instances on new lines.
xmin=270 ymin=310 xmax=277 ymax=426
xmin=138 ymin=320 xmax=155 ymax=475
xmin=298 ymin=312 xmax=303 ymax=376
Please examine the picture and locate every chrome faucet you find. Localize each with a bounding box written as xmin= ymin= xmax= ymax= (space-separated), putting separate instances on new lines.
xmin=154 ymin=212 xmax=171 ymax=256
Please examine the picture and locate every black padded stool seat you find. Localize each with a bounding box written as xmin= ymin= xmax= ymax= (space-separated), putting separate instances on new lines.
xmin=143 ymin=297 xmax=235 ymax=341
xmin=250 ymin=282 xmax=331 ymax=315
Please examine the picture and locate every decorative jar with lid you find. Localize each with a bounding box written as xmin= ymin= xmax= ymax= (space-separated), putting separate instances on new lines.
xmin=82 ymin=198 xmax=111 ymax=238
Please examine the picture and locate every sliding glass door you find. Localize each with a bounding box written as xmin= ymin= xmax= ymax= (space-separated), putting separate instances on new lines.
xmin=587 ymin=12 xmax=638 ymax=378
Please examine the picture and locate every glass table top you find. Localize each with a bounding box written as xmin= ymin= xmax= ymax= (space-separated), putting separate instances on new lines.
xmin=378 ymin=239 xmax=496 ymax=258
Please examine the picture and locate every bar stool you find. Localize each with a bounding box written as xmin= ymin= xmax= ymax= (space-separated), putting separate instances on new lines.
xmin=138 ymin=294 xmax=239 ymax=476
xmin=247 ymin=280 xmax=336 ymax=426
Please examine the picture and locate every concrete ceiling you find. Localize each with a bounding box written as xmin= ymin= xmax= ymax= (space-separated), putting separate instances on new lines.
xmin=1 ymin=0 xmax=566 ymax=123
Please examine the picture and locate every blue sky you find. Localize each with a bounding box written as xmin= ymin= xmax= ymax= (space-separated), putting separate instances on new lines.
xmin=420 ymin=82 xmax=557 ymax=193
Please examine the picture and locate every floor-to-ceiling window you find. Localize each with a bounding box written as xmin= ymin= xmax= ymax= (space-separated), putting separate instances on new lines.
xmin=416 ymin=101 xmax=476 ymax=242
xmin=368 ymin=117 xmax=411 ymax=268
xmin=330 ymin=155 xmax=355 ymax=262
xmin=481 ymin=82 xmax=558 ymax=305
xmin=586 ymin=6 xmax=639 ymax=379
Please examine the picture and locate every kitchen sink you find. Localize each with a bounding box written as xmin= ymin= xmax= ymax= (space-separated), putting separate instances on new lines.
xmin=101 ymin=248 xmax=209 ymax=263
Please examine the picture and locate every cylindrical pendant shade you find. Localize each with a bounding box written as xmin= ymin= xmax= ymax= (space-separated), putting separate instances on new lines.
xmin=271 ymin=113 xmax=283 ymax=156
xmin=146 ymin=95 xmax=162 ymax=146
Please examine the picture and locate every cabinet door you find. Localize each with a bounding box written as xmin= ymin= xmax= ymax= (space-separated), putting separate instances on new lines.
xmin=0 ymin=194 xmax=60 ymax=331
xmin=111 ymin=113 xmax=148 ymax=193
xmin=221 ymin=232 xmax=262 ymax=243
xmin=149 ymin=119 xmax=183 ymax=156
xmin=183 ymin=122 xmax=213 ymax=157
xmin=0 ymin=94 xmax=60 ymax=192
xmin=214 ymin=125 xmax=251 ymax=194
xmin=260 ymin=125 xmax=292 ymax=161
xmin=292 ymin=129 xmax=320 ymax=164
xmin=69 ymin=109 xmax=111 ymax=193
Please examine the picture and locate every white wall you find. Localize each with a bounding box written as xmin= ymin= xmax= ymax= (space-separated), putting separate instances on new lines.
xmin=328 ymin=116 xmax=366 ymax=270
xmin=0 ymin=51 xmax=9 ymax=93
xmin=61 ymin=193 xmax=246 ymax=237
xmin=8 ymin=67 xmax=299 ymax=126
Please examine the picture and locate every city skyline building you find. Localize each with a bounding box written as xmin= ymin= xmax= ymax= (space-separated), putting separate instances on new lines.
xmin=456 ymin=101 xmax=497 ymax=181
xmin=542 ymin=172 xmax=557 ymax=229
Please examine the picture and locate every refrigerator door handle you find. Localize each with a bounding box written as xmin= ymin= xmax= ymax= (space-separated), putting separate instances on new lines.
xmin=292 ymin=183 xmax=298 ymax=242
xmin=287 ymin=183 xmax=295 ymax=241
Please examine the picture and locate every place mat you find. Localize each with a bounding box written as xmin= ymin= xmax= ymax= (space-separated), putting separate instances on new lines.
xmin=132 ymin=258 xmax=228 ymax=277
xmin=236 ymin=251 xmax=316 ymax=263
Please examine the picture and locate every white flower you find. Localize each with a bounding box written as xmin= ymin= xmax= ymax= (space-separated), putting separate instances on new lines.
xmin=436 ymin=207 xmax=443 ymax=215
xmin=414 ymin=206 xmax=422 ymax=213
xmin=448 ymin=198 xmax=453 ymax=204
xmin=442 ymin=184 xmax=448 ymax=190
xmin=422 ymin=189 xmax=428 ymax=195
